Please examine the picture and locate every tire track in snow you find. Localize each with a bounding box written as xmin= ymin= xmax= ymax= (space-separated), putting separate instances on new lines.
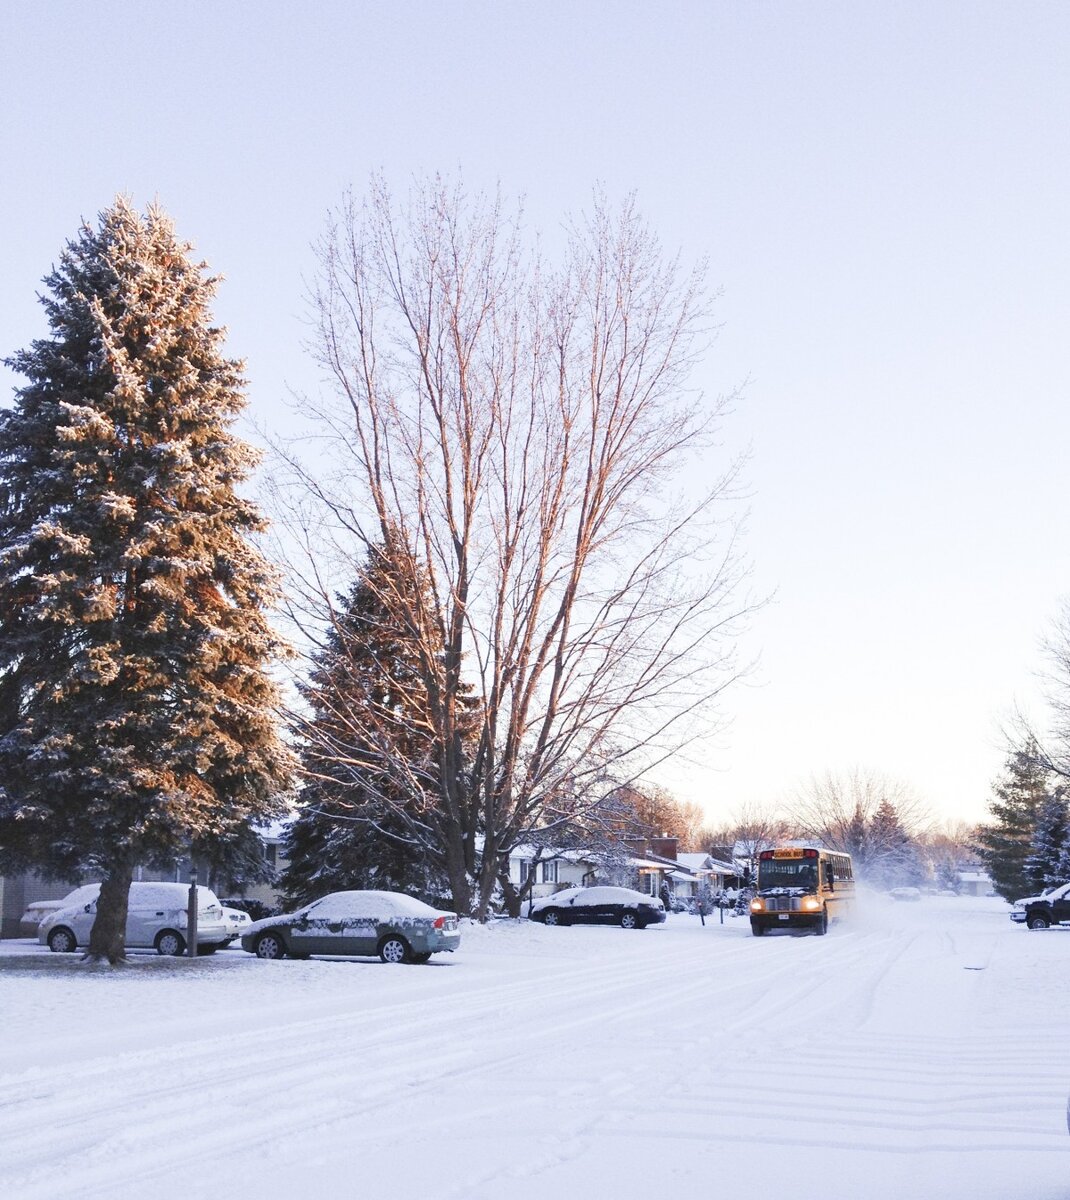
xmin=0 ymin=929 xmax=790 ymax=1198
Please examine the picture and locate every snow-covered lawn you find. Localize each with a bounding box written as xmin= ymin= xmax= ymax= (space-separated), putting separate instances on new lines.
xmin=1 ymin=894 xmax=1066 ymax=1200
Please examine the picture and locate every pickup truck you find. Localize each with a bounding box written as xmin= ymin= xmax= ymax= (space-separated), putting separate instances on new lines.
xmin=1009 ymin=881 xmax=1070 ymax=929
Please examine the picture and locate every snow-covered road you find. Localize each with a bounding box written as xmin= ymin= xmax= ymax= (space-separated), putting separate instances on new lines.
xmin=1 ymin=894 xmax=1066 ymax=1199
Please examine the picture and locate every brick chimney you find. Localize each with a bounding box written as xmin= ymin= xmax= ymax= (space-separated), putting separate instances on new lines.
xmin=650 ymin=835 xmax=678 ymax=861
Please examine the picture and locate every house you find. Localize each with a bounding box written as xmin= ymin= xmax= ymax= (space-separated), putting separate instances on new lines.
xmin=504 ymin=844 xmax=600 ymax=899
xmin=675 ymin=852 xmax=740 ymax=903
xmin=230 ymin=819 xmax=292 ymax=911
xmin=956 ymin=869 xmax=995 ymax=897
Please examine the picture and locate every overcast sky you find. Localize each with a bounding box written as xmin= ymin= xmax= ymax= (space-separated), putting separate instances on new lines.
xmin=2 ymin=2 xmax=1068 ymax=826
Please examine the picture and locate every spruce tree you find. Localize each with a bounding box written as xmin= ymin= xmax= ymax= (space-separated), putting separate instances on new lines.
xmin=1023 ymin=788 xmax=1068 ymax=893
xmin=283 ymin=539 xmax=460 ymax=907
xmin=0 ymin=199 xmax=293 ymax=962
xmin=976 ymin=740 xmax=1053 ymax=902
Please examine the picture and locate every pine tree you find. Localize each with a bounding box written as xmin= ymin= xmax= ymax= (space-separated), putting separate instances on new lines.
xmin=975 ymin=740 xmax=1053 ymax=902
xmin=0 ymin=199 xmax=294 ymax=962
xmin=282 ymin=539 xmax=461 ymax=908
xmin=1023 ymin=788 xmax=1068 ymax=893
xmin=866 ymin=799 xmax=923 ymax=889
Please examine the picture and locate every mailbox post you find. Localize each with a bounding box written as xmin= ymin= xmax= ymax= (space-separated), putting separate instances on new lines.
xmin=187 ymin=869 xmax=198 ymax=959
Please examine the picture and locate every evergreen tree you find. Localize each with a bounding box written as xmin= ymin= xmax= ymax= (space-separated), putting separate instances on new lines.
xmin=0 ymin=199 xmax=293 ymax=962
xmin=976 ymin=740 xmax=1053 ymax=902
xmin=865 ymin=799 xmax=924 ymax=889
xmin=282 ymin=539 xmax=461 ymax=908
xmin=1023 ymin=788 xmax=1068 ymax=893
xmin=1055 ymin=817 xmax=1070 ymax=887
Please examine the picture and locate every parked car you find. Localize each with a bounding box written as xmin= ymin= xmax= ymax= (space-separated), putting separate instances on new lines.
xmin=528 ymin=885 xmax=666 ymax=929
xmin=39 ymin=882 xmax=230 ymax=955
xmin=220 ymin=905 xmax=253 ymax=944
xmin=889 ymin=886 xmax=922 ymax=902
xmin=19 ymin=884 xmax=101 ymax=937
xmin=219 ymin=896 xmax=274 ymax=922
xmin=239 ymin=890 xmax=461 ymax=964
xmin=1009 ymin=881 xmax=1070 ymax=929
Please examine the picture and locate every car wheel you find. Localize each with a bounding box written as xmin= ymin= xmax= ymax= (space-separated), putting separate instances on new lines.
xmin=814 ymin=908 xmax=828 ymax=936
xmin=379 ymin=936 xmax=411 ymax=964
xmin=411 ymin=951 xmax=432 ymax=964
xmin=750 ymin=920 xmax=766 ymax=937
xmin=254 ymin=931 xmax=287 ymax=960
xmin=620 ymin=911 xmax=640 ymax=930
xmin=48 ymin=926 xmax=77 ymax=953
xmin=155 ymin=930 xmax=186 ymax=957
xmin=542 ymin=910 xmax=561 ymax=927
xmin=1028 ymin=914 xmax=1051 ymax=930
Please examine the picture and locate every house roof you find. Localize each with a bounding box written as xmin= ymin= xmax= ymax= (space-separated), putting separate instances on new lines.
xmin=677 ymin=853 xmax=737 ymax=875
xmin=508 ymin=843 xmax=599 ymax=864
xmin=676 ymin=853 xmax=711 ymax=870
xmin=631 ymin=856 xmax=692 ymax=873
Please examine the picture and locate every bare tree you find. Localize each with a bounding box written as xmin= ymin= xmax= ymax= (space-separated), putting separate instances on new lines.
xmin=788 ymin=768 xmax=930 ymax=885
xmin=1011 ymin=602 xmax=1070 ymax=781
xmin=278 ymin=176 xmax=753 ymax=918
xmin=700 ymin=802 xmax=788 ymax=874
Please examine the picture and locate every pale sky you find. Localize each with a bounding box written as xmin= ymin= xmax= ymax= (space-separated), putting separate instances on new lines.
xmin=2 ymin=2 xmax=1068 ymax=826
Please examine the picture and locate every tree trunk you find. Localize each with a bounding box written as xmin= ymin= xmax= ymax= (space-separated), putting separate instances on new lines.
xmin=498 ymin=869 xmax=521 ymax=918
xmin=86 ymin=861 xmax=134 ymax=964
xmin=443 ymin=835 xmax=472 ymax=918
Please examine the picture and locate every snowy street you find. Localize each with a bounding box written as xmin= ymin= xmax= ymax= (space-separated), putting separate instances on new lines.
xmin=1 ymin=894 xmax=1066 ymax=1200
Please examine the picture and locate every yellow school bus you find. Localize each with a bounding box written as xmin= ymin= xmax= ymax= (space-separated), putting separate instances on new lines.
xmin=749 ymin=846 xmax=854 ymax=936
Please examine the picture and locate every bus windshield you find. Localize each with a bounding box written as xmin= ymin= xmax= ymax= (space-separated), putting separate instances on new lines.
xmin=758 ymin=860 xmax=819 ymax=891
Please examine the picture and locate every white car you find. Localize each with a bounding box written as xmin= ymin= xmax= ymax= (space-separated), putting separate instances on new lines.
xmin=38 ymin=881 xmax=231 ymax=956
xmin=19 ymin=884 xmax=102 ymax=936
xmin=220 ymin=905 xmax=253 ymax=944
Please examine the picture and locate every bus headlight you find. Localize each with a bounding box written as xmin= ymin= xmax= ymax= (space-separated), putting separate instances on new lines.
xmin=750 ymin=898 xmax=764 ymax=913
xmin=801 ymin=897 xmax=821 ymax=911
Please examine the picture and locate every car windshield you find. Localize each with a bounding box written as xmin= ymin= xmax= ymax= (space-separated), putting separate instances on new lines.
xmin=758 ymin=860 xmax=819 ymax=891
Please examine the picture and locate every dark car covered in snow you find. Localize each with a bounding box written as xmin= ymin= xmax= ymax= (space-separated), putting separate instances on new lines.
xmin=240 ymin=890 xmax=461 ymax=963
xmin=528 ymin=885 xmax=666 ymax=929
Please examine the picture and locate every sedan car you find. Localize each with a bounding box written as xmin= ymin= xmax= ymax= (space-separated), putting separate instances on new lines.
xmin=528 ymin=885 xmax=666 ymax=929
xmin=240 ymin=890 xmax=461 ymax=964
xmin=39 ymin=882 xmax=230 ymax=955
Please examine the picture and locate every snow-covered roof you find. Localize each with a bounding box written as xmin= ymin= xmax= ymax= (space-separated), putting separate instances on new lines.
xmin=676 ymin=852 xmax=736 ymax=875
xmin=705 ymin=857 xmax=738 ymax=874
xmin=630 ymin=857 xmax=698 ymax=875
xmin=508 ymin=843 xmax=599 ymax=863
xmin=676 ymin=853 xmax=711 ymax=870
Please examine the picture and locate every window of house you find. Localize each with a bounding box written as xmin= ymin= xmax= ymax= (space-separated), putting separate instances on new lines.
xmin=519 ymin=859 xmax=532 ymax=884
xmin=541 ymin=860 xmax=558 ymax=883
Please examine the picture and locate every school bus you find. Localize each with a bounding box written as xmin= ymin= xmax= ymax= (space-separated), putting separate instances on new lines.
xmin=749 ymin=846 xmax=854 ymax=936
